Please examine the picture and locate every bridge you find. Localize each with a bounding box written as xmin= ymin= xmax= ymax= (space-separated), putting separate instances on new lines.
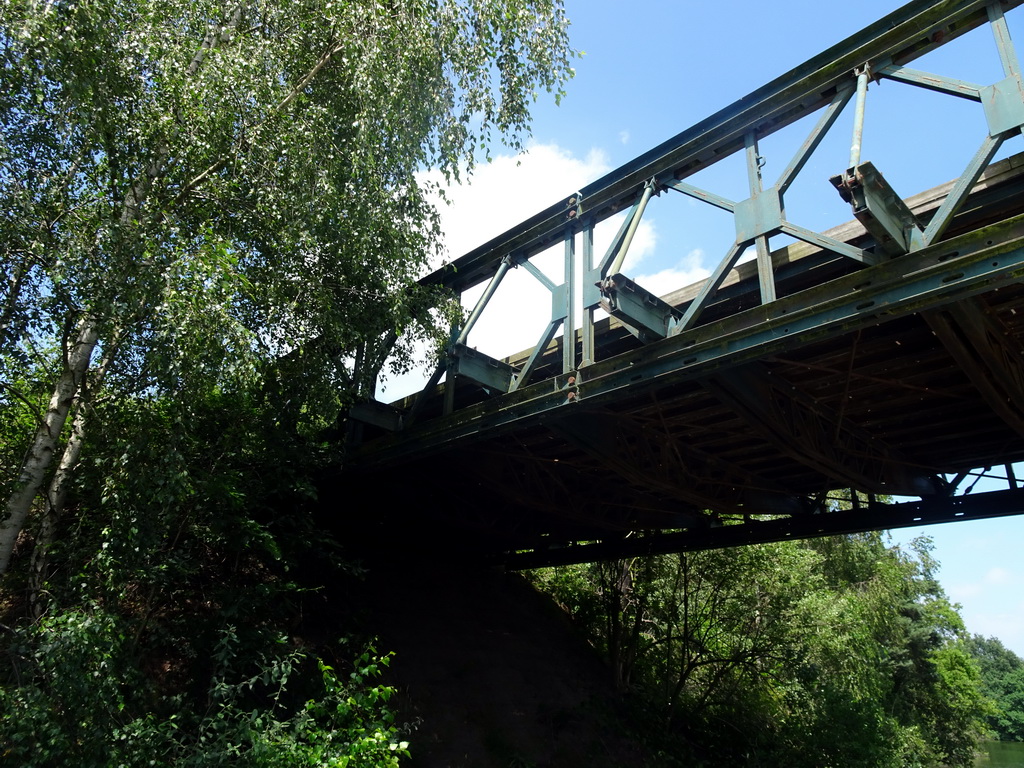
xmin=334 ymin=0 xmax=1024 ymax=568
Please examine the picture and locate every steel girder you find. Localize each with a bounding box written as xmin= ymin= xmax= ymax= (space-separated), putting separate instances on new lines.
xmin=923 ymin=298 xmax=1024 ymax=436
xmin=418 ymin=0 xmax=1022 ymax=296
xmin=504 ymin=488 xmax=1024 ymax=569
xmin=351 ymin=213 xmax=1024 ymax=467
xmin=701 ymin=364 xmax=945 ymax=497
xmin=341 ymin=0 xmax=1024 ymax=563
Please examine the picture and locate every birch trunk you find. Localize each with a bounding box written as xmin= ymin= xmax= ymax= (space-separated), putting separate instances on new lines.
xmin=0 ymin=10 xmax=248 ymax=579
xmin=0 ymin=316 xmax=99 ymax=575
xmin=28 ymin=402 xmax=86 ymax=616
xmin=1 ymin=261 xmax=28 ymax=348
xmin=28 ymin=331 xmax=120 ymax=610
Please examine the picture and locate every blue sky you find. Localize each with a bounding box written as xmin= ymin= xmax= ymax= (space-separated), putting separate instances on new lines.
xmin=390 ymin=1 xmax=1024 ymax=654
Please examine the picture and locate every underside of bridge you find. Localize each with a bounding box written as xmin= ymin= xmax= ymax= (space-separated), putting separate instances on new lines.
xmin=331 ymin=0 xmax=1024 ymax=567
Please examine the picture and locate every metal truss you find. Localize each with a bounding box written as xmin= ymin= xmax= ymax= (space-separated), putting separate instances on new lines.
xmin=355 ymin=216 xmax=1024 ymax=463
xmin=342 ymin=0 xmax=1024 ymax=564
xmin=506 ymin=483 xmax=1024 ymax=570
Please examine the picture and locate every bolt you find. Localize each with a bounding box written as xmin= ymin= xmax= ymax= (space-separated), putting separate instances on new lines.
xmin=567 ymin=376 xmax=576 ymax=385
xmin=567 ymin=391 xmax=576 ymax=401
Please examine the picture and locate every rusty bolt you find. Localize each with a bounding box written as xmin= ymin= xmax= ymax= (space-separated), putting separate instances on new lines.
xmin=567 ymin=391 xmax=576 ymax=401
xmin=567 ymin=376 xmax=576 ymax=386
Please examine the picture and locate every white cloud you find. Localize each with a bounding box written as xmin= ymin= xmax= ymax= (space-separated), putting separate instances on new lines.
xmin=962 ymin=607 xmax=1024 ymax=653
xmin=635 ymin=248 xmax=711 ymax=298
xmin=986 ymin=567 xmax=1014 ymax=585
xmin=945 ymin=571 xmax=1024 ymax=655
xmin=420 ymin=142 xmax=612 ymax=267
xmin=614 ymin=211 xmax=657 ymax=270
xmin=619 ymin=130 xmax=630 ymax=145
xmin=949 ymin=583 xmax=983 ymax=600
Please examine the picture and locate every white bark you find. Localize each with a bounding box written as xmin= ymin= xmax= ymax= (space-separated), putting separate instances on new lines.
xmin=43 ymin=404 xmax=86 ymax=525
xmin=28 ymin=332 xmax=121 ymax=606
xmin=0 ymin=317 xmax=99 ymax=576
xmin=28 ymin=402 xmax=86 ymax=616
xmin=1 ymin=8 xmax=247 ymax=579
xmin=1 ymin=260 xmax=28 ymax=347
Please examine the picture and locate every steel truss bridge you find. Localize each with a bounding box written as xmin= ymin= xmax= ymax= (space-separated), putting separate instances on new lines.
xmin=336 ymin=0 xmax=1024 ymax=568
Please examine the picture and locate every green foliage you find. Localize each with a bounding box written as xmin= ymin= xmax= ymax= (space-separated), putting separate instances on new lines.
xmin=0 ymin=0 xmax=576 ymax=394
xmin=1 ymin=2 xmax=576 ymax=764
xmin=967 ymin=634 xmax=1024 ymax=741
xmin=532 ymin=534 xmax=990 ymax=768
xmin=0 ymin=607 xmax=408 ymax=767
xmin=1 ymin=384 xmax=407 ymax=766
xmin=0 ymin=0 xmax=577 ymax=564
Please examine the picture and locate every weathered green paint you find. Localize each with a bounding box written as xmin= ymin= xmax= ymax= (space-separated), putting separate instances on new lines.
xmin=350 ymin=214 xmax=1024 ymax=468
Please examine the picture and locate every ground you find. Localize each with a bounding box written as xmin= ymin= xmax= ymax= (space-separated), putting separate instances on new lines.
xmin=362 ymin=562 xmax=650 ymax=768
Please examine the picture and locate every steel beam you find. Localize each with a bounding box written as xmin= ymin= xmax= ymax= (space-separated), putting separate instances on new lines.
xmin=351 ymin=214 xmax=1024 ymax=469
xmin=446 ymin=443 xmax=712 ymax=533
xmin=702 ymin=364 xmax=943 ymax=496
xmin=504 ymin=488 xmax=1024 ymax=569
xmin=922 ymin=133 xmax=1005 ymax=246
xmin=831 ymin=162 xmax=923 ymax=255
xmin=876 ymin=63 xmax=984 ymax=99
xmin=450 ymin=344 xmax=516 ymax=394
xmin=924 ymin=297 xmax=1024 ymax=436
xmin=548 ymin=410 xmax=799 ymax=516
xmin=348 ymin=400 xmax=404 ymax=432
xmin=599 ymin=273 xmax=680 ymax=341
xmin=420 ymin=0 xmax=1020 ymax=296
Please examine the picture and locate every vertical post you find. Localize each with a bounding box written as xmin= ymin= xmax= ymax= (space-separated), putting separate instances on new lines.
xmin=443 ymin=315 xmax=459 ymax=416
xmin=581 ymin=222 xmax=596 ymax=366
xmin=443 ymin=369 xmax=456 ymax=415
xmin=563 ymin=229 xmax=576 ymax=374
xmin=352 ymin=341 xmax=366 ymax=398
xmin=754 ymin=234 xmax=776 ymax=304
xmin=746 ymin=132 xmax=776 ymax=304
xmin=849 ymin=67 xmax=870 ymax=169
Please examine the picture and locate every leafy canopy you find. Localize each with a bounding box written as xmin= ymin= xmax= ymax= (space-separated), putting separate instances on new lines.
xmin=0 ymin=2 xmax=576 ymax=764
xmin=0 ymin=0 xmax=575 ymax=420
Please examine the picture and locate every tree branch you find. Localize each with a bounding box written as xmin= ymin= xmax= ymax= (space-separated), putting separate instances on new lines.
xmin=170 ymin=36 xmax=344 ymax=209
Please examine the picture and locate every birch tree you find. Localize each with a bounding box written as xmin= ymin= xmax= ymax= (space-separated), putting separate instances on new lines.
xmin=0 ymin=0 xmax=575 ymax=574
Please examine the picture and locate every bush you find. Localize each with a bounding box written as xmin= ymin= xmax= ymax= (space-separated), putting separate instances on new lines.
xmin=0 ymin=607 xmax=409 ymax=767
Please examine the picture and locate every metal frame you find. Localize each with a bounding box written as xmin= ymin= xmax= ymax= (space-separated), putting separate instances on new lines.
xmin=343 ymin=0 xmax=1024 ymax=564
xmin=354 ymin=213 xmax=1024 ymax=466
xmin=505 ymin=486 xmax=1024 ymax=569
xmin=376 ymin=0 xmax=1024 ymax=418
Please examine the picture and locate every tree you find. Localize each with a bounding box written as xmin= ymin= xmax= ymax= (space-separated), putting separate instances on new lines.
xmin=532 ymin=534 xmax=991 ymax=767
xmin=0 ymin=2 xmax=575 ymax=762
xmin=0 ymin=0 xmax=576 ymax=574
xmin=967 ymin=634 xmax=1024 ymax=741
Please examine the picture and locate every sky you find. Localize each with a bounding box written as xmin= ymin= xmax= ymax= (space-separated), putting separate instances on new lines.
xmin=384 ymin=1 xmax=1024 ymax=655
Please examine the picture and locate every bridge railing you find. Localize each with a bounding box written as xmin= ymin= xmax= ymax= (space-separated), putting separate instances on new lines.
xmin=350 ymin=0 xmax=1024 ymax=441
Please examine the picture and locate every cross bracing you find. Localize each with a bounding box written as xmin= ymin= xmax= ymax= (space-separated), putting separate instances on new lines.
xmin=336 ymin=0 xmax=1024 ymax=567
